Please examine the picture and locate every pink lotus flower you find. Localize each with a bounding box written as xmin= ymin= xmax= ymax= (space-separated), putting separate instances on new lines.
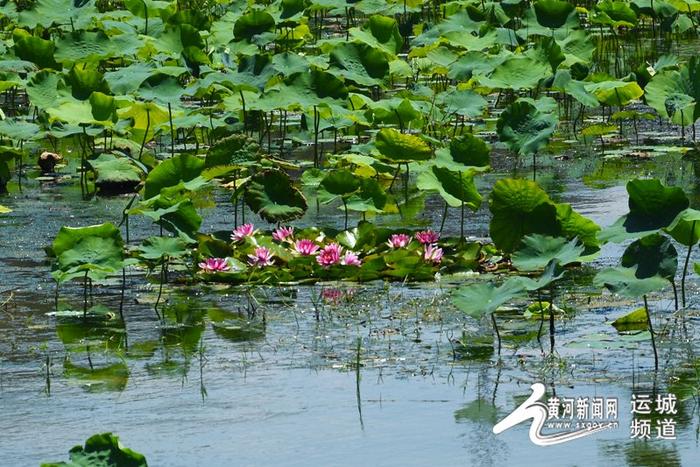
xmin=415 ymin=230 xmax=440 ymax=245
xmin=248 ymin=247 xmax=275 ymax=267
xmin=316 ymin=243 xmax=342 ymax=267
xmin=198 ymin=258 xmax=231 ymax=273
xmin=231 ymin=223 xmax=257 ymax=242
xmin=423 ymin=244 xmax=443 ymax=264
xmin=387 ymin=233 xmax=411 ymax=249
xmin=273 ymin=226 xmax=294 ymax=242
xmin=341 ymin=251 xmax=362 ymax=267
xmin=293 ymin=239 xmax=319 ymax=256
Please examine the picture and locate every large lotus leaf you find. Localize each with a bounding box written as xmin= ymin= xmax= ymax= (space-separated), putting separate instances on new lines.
xmin=584 ymin=80 xmax=644 ymax=107
xmin=557 ymin=29 xmax=596 ymax=66
xmin=594 ymin=266 xmax=668 ymax=297
xmin=375 ymin=128 xmax=432 ymax=162
xmin=89 ymin=153 xmax=143 ymax=185
xmin=55 ymin=30 xmax=144 ymax=64
xmin=89 ymin=91 xmax=117 ymax=121
xmin=416 ymin=165 xmax=482 ymax=209
xmin=345 ymin=178 xmax=388 ymax=213
xmin=552 ymin=69 xmax=599 ymax=107
xmin=244 ymin=169 xmax=308 ymax=223
xmin=512 ymin=234 xmax=585 ymax=271
xmin=233 ymin=10 xmax=275 ymax=41
xmin=446 ymin=134 xmax=491 ymax=168
xmin=50 ymin=223 xmax=123 ymax=258
xmin=621 ymin=233 xmax=677 ymax=281
xmin=349 ymin=14 xmax=403 ymax=55
xmin=123 ymin=0 xmax=171 ymax=18
xmin=143 ymin=154 xmax=205 ymax=199
xmin=556 ymin=203 xmax=601 ymax=251
xmin=435 ymin=88 xmax=487 ymax=118
xmin=12 ymin=30 xmax=58 ymax=70
xmin=665 ymin=208 xmax=700 ymax=246
xmin=329 ymin=42 xmax=389 ymax=86
xmin=204 ymin=134 xmax=261 ymax=168
xmin=0 ymin=119 xmax=41 ymax=141
xmin=66 ymin=64 xmax=109 ymax=100
xmin=593 ymin=0 xmax=638 ymax=27
xmin=18 ymin=0 xmax=98 ymax=30
xmin=137 ymin=236 xmax=189 ymax=260
xmin=117 ymin=101 xmax=170 ymax=144
xmin=599 ymin=179 xmax=689 ymax=243
xmin=259 ymin=68 xmax=347 ymax=110
xmin=453 ymin=278 xmax=528 ymax=319
xmin=41 ymin=432 xmax=147 ymax=467
xmin=320 ymin=169 xmax=361 ymax=196
xmin=135 ymin=195 xmax=202 ymax=241
xmin=489 ymin=178 xmax=560 ymax=253
xmin=51 ymin=223 xmax=124 ymax=283
xmin=533 ymin=0 xmax=576 ymax=29
xmin=496 ymin=100 xmax=557 ymax=155
xmin=104 ymin=63 xmax=156 ymax=95
xmin=478 ymin=54 xmax=551 ymax=90
xmin=645 ymin=58 xmax=700 ymax=124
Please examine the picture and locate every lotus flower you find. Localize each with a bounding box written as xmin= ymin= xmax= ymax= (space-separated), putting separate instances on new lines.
xmin=387 ymin=233 xmax=411 ymax=249
xmin=293 ymin=239 xmax=319 ymax=256
xmin=231 ymin=223 xmax=257 ymax=242
xmin=423 ymin=244 xmax=443 ymax=264
xmin=415 ymin=230 xmax=440 ymax=245
xmin=273 ymin=226 xmax=294 ymax=242
xmin=198 ymin=258 xmax=231 ymax=273
xmin=341 ymin=251 xmax=362 ymax=267
xmin=316 ymin=243 xmax=342 ymax=267
xmin=248 ymin=247 xmax=275 ymax=267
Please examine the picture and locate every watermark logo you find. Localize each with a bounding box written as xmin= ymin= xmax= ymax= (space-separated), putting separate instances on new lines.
xmin=493 ymin=383 xmax=617 ymax=446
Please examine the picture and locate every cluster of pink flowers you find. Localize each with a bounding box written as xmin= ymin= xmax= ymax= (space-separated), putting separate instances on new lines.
xmin=423 ymin=244 xmax=443 ymax=264
xmin=231 ymin=223 xmax=257 ymax=242
xmin=316 ymin=243 xmax=361 ymax=268
xmin=198 ymin=258 xmax=231 ymax=273
xmin=293 ymin=239 xmax=320 ymax=256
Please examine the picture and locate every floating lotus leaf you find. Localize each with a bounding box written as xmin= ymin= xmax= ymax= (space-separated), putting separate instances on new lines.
xmin=244 ymin=169 xmax=308 ymax=223
xmin=584 ymin=80 xmax=643 ymax=107
xmin=50 ymin=223 xmax=124 ymax=284
xmin=204 ymin=134 xmax=261 ymax=169
xmin=435 ymin=89 xmax=487 ymax=118
xmin=496 ymin=100 xmax=557 ymax=156
xmin=41 ymin=432 xmax=147 ymax=466
xmin=328 ymin=42 xmax=389 ymax=86
xmin=89 ymin=153 xmax=143 ymax=192
xmin=453 ymin=279 xmax=528 ymax=319
xmin=374 ymin=128 xmax=432 ymax=162
xmin=18 ymin=0 xmax=98 ymax=30
xmin=137 ymin=236 xmax=189 ymax=260
xmin=233 ymin=10 xmax=276 ymax=41
xmin=478 ymin=54 xmax=552 ymax=90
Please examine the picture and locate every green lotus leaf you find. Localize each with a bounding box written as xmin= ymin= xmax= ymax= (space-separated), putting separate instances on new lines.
xmin=611 ymin=307 xmax=649 ymax=332
xmin=416 ymin=165 xmax=482 ymax=209
xmin=89 ymin=153 xmax=143 ymax=190
xmin=512 ymin=234 xmax=585 ymax=271
xmin=143 ymin=154 xmax=205 ymax=199
xmin=584 ymin=80 xmax=644 ymax=107
xmin=89 ymin=91 xmax=117 ymax=121
xmin=374 ymin=128 xmax=432 ymax=162
xmin=0 ymin=205 xmax=11 ymax=214
xmin=244 ymin=169 xmax=308 ymax=223
xmin=556 ymin=203 xmax=601 ymax=251
xmin=40 ymin=432 xmax=147 ymax=467
xmin=134 ymin=194 xmax=202 ymax=242
xmin=665 ymin=208 xmax=700 ymax=246
xmin=593 ymin=0 xmax=638 ymax=27
xmin=594 ymin=266 xmax=668 ymax=297
xmin=489 ymin=178 xmax=560 ymax=253
xmin=621 ymin=233 xmax=677 ymax=281
xmin=453 ymin=278 xmax=528 ymax=319
xmin=50 ymin=223 xmax=124 ymax=284
xmin=55 ymin=30 xmax=144 ymax=64
xmin=444 ymin=134 xmax=491 ymax=168
xmin=0 ymin=119 xmax=42 ymax=141
xmin=204 ymin=134 xmax=261 ymax=169
xmin=233 ymin=10 xmax=276 ymax=41
xmin=533 ymin=0 xmax=576 ymax=29
xmin=328 ymin=42 xmax=389 ymax=87
xmin=435 ymin=88 xmax=487 ymax=118
xmin=137 ymin=236 xmax=189 ymax=260
xmin=117 ymin=101 xmax=170 ymax=144
xmin=349 ymin=14 xmax=403 ymax=55
xmin=478 ymin=54 xmax=552 ymax=90
xmin=66 ymin=64 xmax=109 ymax=100
xmin=320 ymin=169 xmax=361 ymax=195
xmin=123 ymin=0 xmax=172 ymax=18
xmin=496 ymin=99 xmax=557 ymax=155
xmin=345 ymin=178 xmax=387 ymax=213
xmin=260 ymin=68 xmax=347 ymax=110
xmin=12 ymin=30 xmax=58 ymax=70
xmin=645 ymin=57 xmax=700 ymax=125
xmin=18 ymin=0 xmax=98 ymax=30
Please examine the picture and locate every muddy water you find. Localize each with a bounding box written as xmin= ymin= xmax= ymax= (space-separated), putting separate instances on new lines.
xmin=1 ymin=153 xmax=700 ymax=466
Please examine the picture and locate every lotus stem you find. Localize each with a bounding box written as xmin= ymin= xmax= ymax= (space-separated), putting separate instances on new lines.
xmin=644 ymin=295 xmax=659 ymax=372
xmin=83 ymin=270 xmax=88 ymax=320
xmin=342 ymin=197 xmax=349 ymax=230
xmin=491 ymin=312 xmax=501 ymax=355
xmin=682 ymin=220 xmax=695 ymax=308
xmin=138 ymin=108 xmax=150 ymax=161
xmin=439 ymin=201 xmax=448 ymax=234
xmin=536 ymin=289 xmax=545 ymax=345
xmin=168 ymin=102 xmax=175 ymax=157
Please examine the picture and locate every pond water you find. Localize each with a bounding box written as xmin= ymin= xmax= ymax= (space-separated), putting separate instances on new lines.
xmin=2 ymin=150 xmax=700 ymax=466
